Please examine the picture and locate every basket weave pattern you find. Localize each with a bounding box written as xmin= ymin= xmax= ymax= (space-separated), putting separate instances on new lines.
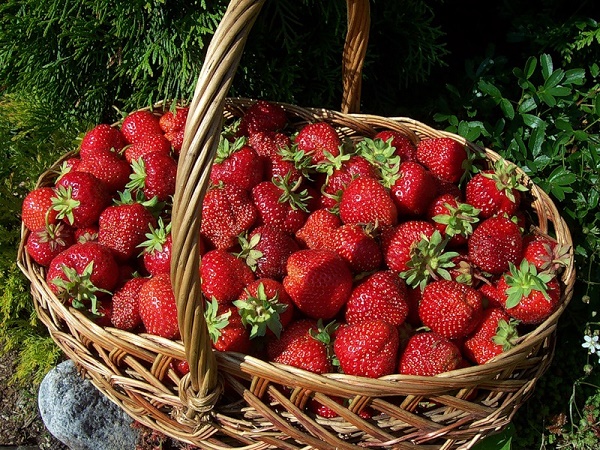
xmin=18 ymin=1 xmax=575 ymax=449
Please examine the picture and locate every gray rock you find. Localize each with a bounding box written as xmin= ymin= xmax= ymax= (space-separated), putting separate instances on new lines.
xmin=38 ymin=360 xmax=139 ymax=450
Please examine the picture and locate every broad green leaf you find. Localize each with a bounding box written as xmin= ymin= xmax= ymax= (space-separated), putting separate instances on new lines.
xmin=528 ymin=127 xmax=546 ymax=157
xmin=545 ymin=86 xmax=571 ymax=97
xmin=544 ymin=68 xmax=565 ymax=89
xmin=518 ymin=97 xmax=538 ymax=113
xmin=458 ymin=121 xmax=470 ymax=138
xmin=539 ymin=92 xmax=557 ymax=107
xmin=595 ymin=95 xmax=600 ymax=116
xmin=521 ymin=114 xmax=546 ymax=129
xmin=555 ymin=118 xmax=573 ymax=132
xmin=564 ymin=68 xmax=586 ymax=85
xmin=540 ymin=54 xmax=554 ymax=80
xmin=590 ymin=63 xmax=600 ymax=78
xmin=500 ymin=98 xmax=515 ymax=119
xmin=574 ymin=130 xmax=589 ymax=141
xmin=471 ymin=424 xmax=513 ymax=450
xmin=524 ymin=56 xmax=537 ymax=79
xmin=478 ymin=80 xmax=502 ymax=99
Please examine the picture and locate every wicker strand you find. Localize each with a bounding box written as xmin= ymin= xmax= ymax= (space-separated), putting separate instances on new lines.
xmin=341 ymin=0 xmax=370 ymax=114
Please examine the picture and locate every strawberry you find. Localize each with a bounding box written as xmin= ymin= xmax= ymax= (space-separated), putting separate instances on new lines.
xmin=138 ymin=272 xmax=180 ymax=339
xmin=334 ymin=319 xmax=399 ymax=378
xmin=200 ymin=249 xmax=255 ymax=305
xmin=398 ymin=332 xmax=462 ymax=376
xmin=205 ymin=299 xmax=251 ymax=354
xmin=79 ymin=124 xmax=127 ymax=159
xmin=381 ymin=220 xmax=436 ymax=273
xmin=120 ymin=110 xmax=163 ymax=145
xmin=25 ymin=222 xmax=75 ymax=267
xmin=77 ymin=151 xmax=132 ymax=194
xmin=418 ymin=279 xmax=483 ymax=339
xmin=468 ymin=215 xmax=523 ymax=275
xmin=497 ymin=260 xmax=562 ymax=325
xmin=97 ymin=195 xmax=157 ymax=263
xmin=251 ymin=176 xmax=310 ymax=234
xmin=416 ymin=137 xmax=468 ymax=184
xmin=22 ymin=187 xmax=60 ymax=231
xmin=110 ymin=277 xmax=149 ymax=331
xmin=140 ymin=217 xmax=173 ymax=276
xmin=124 ymin=133 xmax=172 ymax=164
xmin=46 ymin=241 xmax=120 ymax=314
xmin=248 ymin=130 xmax=291 ymax=158
xmin=127 ymin=151 xmax=178 ymax=202
xmin=266 ymin=319 xmax=334 ymax=374
xmin=238 ymin=100 xmax=288 ymax=136
xmin=295 ymin=122 xmax=341 ymax=165
xmin=295 ymin=209 xmax=340 ymax=251
xmin=465 ymin=159 xmax=528 ymax=219
xmin=462 ymin=307 xmax=519 ymax=365
xmin=210 ymin=137 xmax=265 ymax=191
xmin=238 ymin=225 xmax=299 ymax=280
xmin=390 ymin=161 xmax=438 ymax=217
xmin=331 ymin=223 xmax=382 ymax=273
xmin=339 ymin=177 xmax=398 ymax=228
xmin=159 ymin=107 xmax=189 ymax=134
xmin=75 ymin=226 xmax=99 ymax=243
xmin=373 ymin=130 xmax=417 ymax=162
xmin=264 ymin=153 xmax=304 ymax=186
xmin=344 ymin=270 xmax=409 ymax=327
xmin=522 ymin=234 xmax=570 ymax=273
xmin=53 ymin=171 xmax=111 ymax=228
xmin=427 ymin=193 xmax=480 ymax=247
xmin=200 ymin=183 xmax=258 ymax=250
xmin=283 ymin=249 xmax=353 ymax=320
xmin=233 ymin=278 xmax=294 ymax=338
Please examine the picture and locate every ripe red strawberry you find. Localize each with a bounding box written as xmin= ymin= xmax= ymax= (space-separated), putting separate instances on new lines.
xmin=239 ymin=225 xmax=299 ymax=279
xmin=124 ymin=133 xmax=172 ymax=163
xmin=200 ymin=183 xmax=258 ymax=250
xmin=522 ymin=234 xmax=570 ymax=273
xmin=238 ymin=100 xmax=288 ymax=136
xmin=497 ymin=260 xmax=562 ymax=324
xmin=295 ymin=122 xmax=341 ymax=165
xmin=478 ymin=281 xmax=504 ymax=309
xmin=75 ymin=226 xmax=99 ymax=243
xmin=331 ymin=223 xmax=382 ymax=273
xmin=53 ymin=171 xmax=111 ymax=228
xmin=46 ymin=241 xmax=120 ymax=313
xmin=468 ymin=215 xmax=523 ymax=275
xmin=210 ymin=138 xmax=265 ymax=191
xmin=200 ymin=249 xmax=255 ymax=304
xmin=98 ymin=197 xmax=157 ymax=263
xmin=263 ymin=153 xmax=304 ymax=186
xmin=22 ymin=187 xmax=60 ymax=231
xmin=416 ymin=137 xmax=468 ymax=184
xmin=373 ymin=130 xmax=417 ymax=162
xmin=283 ymin=249 xmax=353 ymax=319
xmin=419 ymin=279 xmax=483 ymax=339
xmin=251 ymin=176 xmax=310 ymax=234
xmin=205 ymin=299 xmax=251 ymax=353
xmin=266 ymin=319 xmax=334 ymax=374
xmin=159 ymin=107 xmax=189 ymax=134
xmin=398 ymin=332 xmax=463 ymax=376
xmin=427 ymin=193 xmax=480 ymax=247
xmin=465 ymin=160 xmax=527 ymax=219
xmin=334 ymin=319 xmax=399 ymax=378
xmin=110 ymin=277 xmax=149 ymax=331
xmin=140 ymin=218 xmax=172 ymax=276
xmin=248 ymin=130 xmax=291 ymax=158
xmin=462 ymin=307 xmax=519 ymax=365
xmin=25 ymin=222 xmax=75 ymax=267
xmin=390 ymin=161 xmax=437 ymax=217
xmin=127 ymin=151 xmax=178 ymax=202
xmin=138 ymin=272 xmax=180 ymax=339
xmin=77 ymin=151 xmax=132 ymax=194
xmin=381 ymin=220 xmax=436 ymax=273
xmin=345 ymin=270 xmax=409 ymax=327
xmin=79 ymin=124 xmax=127 ymax=159
xmin=339 ymin=177 xmax=398 ymax=228
xmin=233 ymin=278 xmax=294 ymax=338
xmin=295 ymin=208 xmax=341 ymax=250
xmin=120 ymin=110 xmax=163 ymax=145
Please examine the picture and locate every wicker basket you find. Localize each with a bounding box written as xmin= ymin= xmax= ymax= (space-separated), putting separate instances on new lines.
xmin=18 ymin=0 xmax=575 ymax=449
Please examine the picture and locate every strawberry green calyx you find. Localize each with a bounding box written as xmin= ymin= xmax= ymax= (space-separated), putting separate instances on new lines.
xmin=400 ymin=230 xmax=459 ymax=291
xmin=236 ymin=232 xmax=264 ymax=271
xmin=483 ymin=159 xmax=529 ymax=203
xmin=504 ymin=260 xmax=555 ymax=309
xmin=204 ymin=298 xmax=231 ymax=344
xmin=309 ymin=319 xmax=339 ymax=366
xmin=278 ymin=144 xmax=315 ymax=178
xmin=138 ymin=216 xmax=171 ymax=255
xmin=126 ymin=157 xmax=147 ymax=192
xmin=492 ymin=318 xmax=520 ymax=351
xmin=355 ymin=137 xmax=401 ymax=186
xmin=314 ymin=147 xmax=354 ymax=176
xmin=233 ymin=282 xmax=288 ymax=339
xmin=432 ymin=201 xmax=480 ymax=238
xmin=51 ymin=185 xmax=80 ymax=225
xmin=273 ymin=173 xmax=311 ymax=212
xmin=51 ymin=261 xmax=111 ymax=314
xmin=214 ymin=136 xmax=247 ymax=164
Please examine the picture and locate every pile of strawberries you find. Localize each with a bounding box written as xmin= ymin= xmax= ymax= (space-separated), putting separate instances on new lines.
xmin=22 ymin=99 xmax=570 ymax=394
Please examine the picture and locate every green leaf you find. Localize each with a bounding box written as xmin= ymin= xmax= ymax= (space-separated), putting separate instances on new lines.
xmin=540 ymin=54 xmax=554 ymax=80
xmin=563 ymin=68 xmax=585 ymax=85
xmin=518 ymin=97 xmax=538 ymax=114
xmin=543 ymin=68 xmax=564 ymax=89
xmin=528 ymin=127 xmax=546 ymax=157
xmin=499 ymin=98 xmax=515 ymax=120
xmin=521 ymin=114 xmax=546 ymax=129
xmin=574 ymin=130 xmax=589 ymax=142
xmin=478 ymin=79 xmax=502 ymax=99
xmin=524 ymin=56 xmax=537 ymax=79
xmin=538 ymin=92 xmax=557 ymax=107
xmin=545 ymin=86 xmax=571 ymax=97
xmin=471 ymin=425 xmax=514 ymax=450
xmin=555 ymin=118 xmax=573 ymax=132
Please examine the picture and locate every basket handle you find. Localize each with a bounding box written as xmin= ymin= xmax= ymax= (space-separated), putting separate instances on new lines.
xmin=170 ymin=0 xmax=370 ymax=421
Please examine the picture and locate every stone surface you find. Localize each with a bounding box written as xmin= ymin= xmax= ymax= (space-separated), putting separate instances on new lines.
xmin=38 ymin=360 xmax=139 ymax=450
